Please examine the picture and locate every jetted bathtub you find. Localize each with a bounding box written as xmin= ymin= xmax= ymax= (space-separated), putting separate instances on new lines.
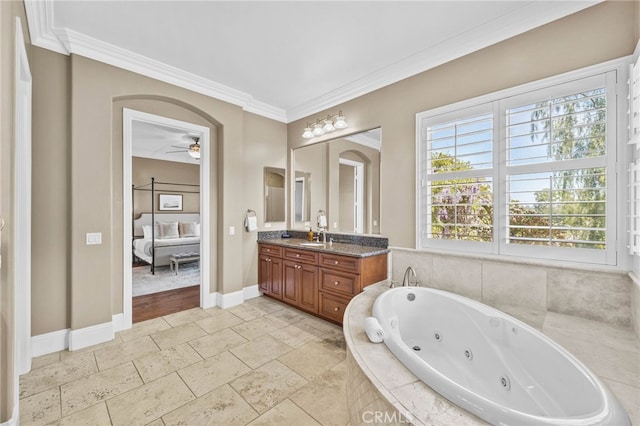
xmin=372 ymin=287 xmax=630 ymax=426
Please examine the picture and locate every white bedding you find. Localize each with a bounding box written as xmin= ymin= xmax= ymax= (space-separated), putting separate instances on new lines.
xmin=133 ymin=236 xmax=201 ymax=257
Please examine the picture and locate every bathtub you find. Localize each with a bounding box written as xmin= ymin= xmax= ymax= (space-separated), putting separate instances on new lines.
xmin=372 ymin=287 xmax=630 ymax=426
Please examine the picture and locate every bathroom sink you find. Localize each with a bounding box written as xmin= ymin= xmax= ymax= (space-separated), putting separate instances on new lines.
xmin=299 ymin=242 xmax=326 ymax=247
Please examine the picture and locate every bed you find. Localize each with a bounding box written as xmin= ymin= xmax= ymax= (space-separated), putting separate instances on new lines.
xmin=132 ymin=212 xmax=200 ymax=268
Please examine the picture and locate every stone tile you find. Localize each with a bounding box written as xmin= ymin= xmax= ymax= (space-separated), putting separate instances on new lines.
xmin=94 ymin=335 xmax=159 ymax=371
xmin=299 ymin=315 xmax=341 ymax=335
xmin=145 ymin=420 xmax=165 ymax=426
xmin=30 ymin=351 xmax=61 ymax=370
xmin=178 ymin=350 xmax=251 ymax=397
xmin=279 ymin=341 xmax=345 ymax=380
xmin=195 ymin=311 xmax=244 ymax=334
xmin=162 ymin=384 xmax=258 ymax=426
xmin=232 ymin=316 xmax=282 ymax=340
xmin=230 ymin=360 xmax=307 ymax=414
xmin=189 ymin=328 xmax=248 ymax=359
xmin=106 ymin=373 xmax=195 ymax=426
xmin=151 ymin=322 xmax=207 ymax=349
xmin=317 ymin=329 xmax=347 ymax=353
xmin=134 ymin=343 xmax=202 ymax=383
xmin=230 ymin=335 xmax=293 ymax=369
xmin=392 ymin=249 xmax=433 ymax=288
xmin=267 ymin=307 xmax=307 ymax=324
xmin=604 ymin=379 xmax=640 ymax=426
xmin=19 ymin=387 xmax=61 ymax=426
xmin=246 ymin=296 xmax=287 ymax=314
xmin=19 ymin=352 xmax=98 ymax=399
xmin=290 ymin=360 xmax=350 ymax=425
xmin=117 ymin=317 xmax=171 ymax=342
xmin=493 ymin=303 xmax=547 ymax=330
xmin=247 ymin=398 xmax=321 ymax=426
xmin=390 ymin=380 xmax=485 ymax=426
xmin=544 ymin=311 xmax=639 ymax=353
xmin=163 ymin=307 xmax=211 ymax=327
xmin=482 ymin=262 xmax=546 ymax=310
xmin=60 ymin=336 xmax=124 ymax=361
xmin=545 ymin=328 xmax=639 ymax=388
xmin=431 ymin=255 xmax=482 ymax=300
xmin=228 ymin=303 xmax=267 ymax=321
xmin=355 ymin=343 xmax=418 ymax=390
xmin=269 ymin=323 xmax=319 ymax=348
xmin=548 ymin=270 xmax=632 ymax=327
xmin=51 ymin=402 xmax=111 ymax=426
xmin=60 ymin=362 xmax=143 ymax=416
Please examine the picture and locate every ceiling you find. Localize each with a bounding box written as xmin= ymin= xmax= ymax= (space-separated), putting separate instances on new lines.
xmin=26 ymin=1 xmax=601 ymax=123
xmin=131 ymin=121 xmax=201 ymax=165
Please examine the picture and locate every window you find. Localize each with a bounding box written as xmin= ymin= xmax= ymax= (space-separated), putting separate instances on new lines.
xmin=418 ymin=71 xmax=619 ymax=265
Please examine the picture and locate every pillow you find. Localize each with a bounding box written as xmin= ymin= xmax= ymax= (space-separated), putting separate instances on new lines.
xmin=142 ymin=225 xmax=159 ymax=240
xmin=157 ymin=221 xmax=179 ymax=239
xmin=179 ymin=222 xmax=198 ymax=237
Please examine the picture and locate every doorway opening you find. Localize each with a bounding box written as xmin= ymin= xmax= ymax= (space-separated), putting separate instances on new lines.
xmin=339 ymin=158 xmax=364 ymax=234
xmin=123 ymin=109 xmax=211 ymax=328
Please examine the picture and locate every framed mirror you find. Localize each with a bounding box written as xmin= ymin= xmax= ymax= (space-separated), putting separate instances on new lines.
xmin=264 ymin=167 xmax=285 ymax=222
xmin=293 ymin=128 xmax=381 ymax=234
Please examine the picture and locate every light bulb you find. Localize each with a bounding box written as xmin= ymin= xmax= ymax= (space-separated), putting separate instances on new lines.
xmin=312 ymin=122 xmax=324 ymax=136
xmin=334 ymin=112 xmax=348 ymax=129
xmin=323 ymin=119 xmax=335 ymax=133
xmin=302 ymin=126 xmax=314 ymax=138
xmin=188 ymin=150 xmax=200 ymax=159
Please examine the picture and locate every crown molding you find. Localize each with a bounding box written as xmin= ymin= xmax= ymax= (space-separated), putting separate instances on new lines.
xmin=286 ymin=0 xmax=602 ymax=122
xmin=25 ymin=0 xmax=600 ymax=124
xmin=23 ymin=0 xmax=288 ymax=123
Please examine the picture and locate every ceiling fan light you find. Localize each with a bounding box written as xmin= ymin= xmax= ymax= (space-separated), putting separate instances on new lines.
xmin=188 ymin=150 xmax=200 ymax=159
xmin=312 ymin=122 xmax=324 ymax=136
xmin=334 ymin=112 xmax=348 ymax=129
xmin=302 ymin=126 xmax=314 ymax=138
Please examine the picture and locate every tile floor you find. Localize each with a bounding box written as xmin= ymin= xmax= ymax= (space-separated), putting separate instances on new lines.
xmin=19 ymin=297 xmax=349 ymax=426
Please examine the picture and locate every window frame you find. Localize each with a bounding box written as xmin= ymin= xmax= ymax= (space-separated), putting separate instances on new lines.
xmin=416 ymin=61 xmax=627 ymax=267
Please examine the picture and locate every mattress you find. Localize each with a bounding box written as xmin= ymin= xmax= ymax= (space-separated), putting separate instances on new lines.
xmin=133 ymin=236 xmax=201 ymax=257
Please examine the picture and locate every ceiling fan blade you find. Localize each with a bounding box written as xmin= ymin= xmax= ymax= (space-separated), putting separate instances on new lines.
xmin=171 ymin=145 xmax=187 ymax=149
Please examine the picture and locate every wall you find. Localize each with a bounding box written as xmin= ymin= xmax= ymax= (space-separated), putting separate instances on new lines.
xmin=292 ymin=142 xmax=327 ymax=227
xmin=132 ymin=157 xmax=200 ymax=218
xmin=0 ymin=1 xmax=30 ymax=422
xmin=288 ymin=1 xmax=638 ymax=250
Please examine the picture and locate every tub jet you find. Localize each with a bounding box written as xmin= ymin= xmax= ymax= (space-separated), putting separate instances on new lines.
xmin=413 ymin=345 xmax=421 ymax=351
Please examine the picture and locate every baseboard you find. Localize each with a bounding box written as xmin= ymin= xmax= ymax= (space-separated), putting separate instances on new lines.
xmin=31 ymin=328 xmax=70 ymax=357
xmin=112 ymin=313 xmax=125 ymax=333
xmin=202 ymin=291 xmax=217 ymax=309
xmin=68 ymin=321 xmax=114 ymax=351
xmin=0 ymin=405 xmax=18 ymax=426
xmin=216 ymin=289 xmax=244 ymax=309
xmin=243 ymin=284 xmax=260 ymax=300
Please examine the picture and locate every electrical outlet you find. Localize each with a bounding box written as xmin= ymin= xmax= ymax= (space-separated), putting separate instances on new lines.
xmin=86 ymin=232 xmax=102 ymax=245
xmin=229 ymin=226 xmax=235 ymax=235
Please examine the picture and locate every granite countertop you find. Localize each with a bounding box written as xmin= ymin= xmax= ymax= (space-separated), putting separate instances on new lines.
xmin=259 ymin=238 xmax=389 ymax=258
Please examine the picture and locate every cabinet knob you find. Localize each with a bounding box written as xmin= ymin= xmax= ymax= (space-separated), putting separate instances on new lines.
xmin=334 ymin=281 xmax=339 ymax=285
xmin=334 ymin=261 xmax=339 ymax=265
xmin=296 ymin=254 xmax=300 ymax=258
xmin=334 ymin=307 xmax=340 ymax=311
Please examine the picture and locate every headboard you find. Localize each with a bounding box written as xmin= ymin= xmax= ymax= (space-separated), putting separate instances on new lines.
xmin=133 ymin=212 xmax=200 ymax=237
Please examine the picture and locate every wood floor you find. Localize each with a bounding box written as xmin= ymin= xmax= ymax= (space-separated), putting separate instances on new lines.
xmin=132 ymin=285 xmax=200 ymax=323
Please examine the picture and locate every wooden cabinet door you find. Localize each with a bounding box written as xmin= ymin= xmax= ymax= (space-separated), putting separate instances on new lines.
xmin=298 ymin=263 xmax=318 ymax=314
xmin=270 ymin=257 xmax=283 ymax=298
xmin=258 ymin=255 xmax=271 ymax=293
xmin=282 ymin=260 xmax=299 ymax=305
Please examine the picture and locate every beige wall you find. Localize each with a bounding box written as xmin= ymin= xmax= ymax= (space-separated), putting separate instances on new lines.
xmin=1 ymin=1 xmax=30 ymax=421
xmin=241 ymin=112 xmax=288 ymax=289
xmin=132 ymin=157 xmax=200 ymax=217
xmin=288 ymin=1 xmax=638 ymax=248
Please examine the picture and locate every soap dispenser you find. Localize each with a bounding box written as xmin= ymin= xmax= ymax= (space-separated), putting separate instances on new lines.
xmin=307 ymin=228 xmax=314 ymax=241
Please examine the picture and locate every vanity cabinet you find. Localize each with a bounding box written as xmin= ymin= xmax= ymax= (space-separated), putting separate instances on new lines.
xmin=258 ymin=241 xmax=388 ymax=325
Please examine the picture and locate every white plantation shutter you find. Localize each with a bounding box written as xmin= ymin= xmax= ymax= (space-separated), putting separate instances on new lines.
xmin=628 ymin=57 xmax=640 ymax=255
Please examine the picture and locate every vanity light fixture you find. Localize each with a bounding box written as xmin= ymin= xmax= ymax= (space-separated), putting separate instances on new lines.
xmin=302 ymin=110 xmax=348 ymax=138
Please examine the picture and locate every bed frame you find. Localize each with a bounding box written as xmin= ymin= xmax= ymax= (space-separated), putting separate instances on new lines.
xmin=132 ymin=177 xmax=200 ymax=274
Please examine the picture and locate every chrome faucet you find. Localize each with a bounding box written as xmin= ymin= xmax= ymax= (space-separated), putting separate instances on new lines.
xmin=402 ymin=266 xmax=416 ymax=287
xmin=318 ymin=228 xmax=327 ymax=244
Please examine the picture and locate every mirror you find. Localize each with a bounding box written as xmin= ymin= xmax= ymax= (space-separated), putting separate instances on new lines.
xmin=293 ymin=128 xmax=381 ymax=234
xmin=264 ymin=167 xmax=285 ymax=222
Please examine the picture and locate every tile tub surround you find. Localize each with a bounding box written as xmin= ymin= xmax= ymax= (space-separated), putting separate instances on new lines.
xmin=391 ymin=248 xmax=635 ymax=333
xmin=19 ymin=298 xmax=350 ymax=426
xmin=344 ymin=282 xmax=640 ymax=426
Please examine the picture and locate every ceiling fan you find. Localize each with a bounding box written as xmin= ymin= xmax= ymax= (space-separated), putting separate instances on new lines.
xmin=166 ymin=136 xmax=200 ymax=160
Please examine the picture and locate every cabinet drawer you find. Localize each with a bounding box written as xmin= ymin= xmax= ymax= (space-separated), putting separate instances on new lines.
xmin=259 ymin=244 xmax=282 ymax=257
xmin=319 ymin=253 xmax=360 ymax=273
xmin=284 ymin=247 xmax=318 ymax=264
xmin=319 ymin=269 xmax=358 ymax=296
xmin=319 ymin=292 xmax=350 ymax=324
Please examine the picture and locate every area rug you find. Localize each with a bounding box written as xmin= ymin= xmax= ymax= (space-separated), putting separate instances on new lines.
xmin=132 ymin=262 xmax=200 ymax=297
